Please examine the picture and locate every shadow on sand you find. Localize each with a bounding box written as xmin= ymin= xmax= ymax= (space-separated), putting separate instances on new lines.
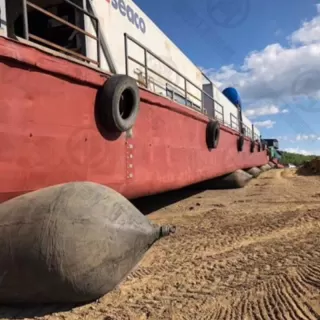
xmin=131 ymin=188 xmax=204 ymax=215
xmin=0 ymin=172 xmax=245 ymax=317
xmin=0 ymin=303 xmax=85 ymax=319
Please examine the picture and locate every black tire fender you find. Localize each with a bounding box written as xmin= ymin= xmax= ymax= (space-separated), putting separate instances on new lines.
xmin=257 ymin=142 xmax=261 ymax=152
xmin=98 ymin=75 xmax=140 ymax=132
xmin=250 ymin=140 xmax=255 ymax=153
xmin=237 ymin=135 xmax=244 ymax=152
xmin=206 ymin=120 xmax=220 ymax=150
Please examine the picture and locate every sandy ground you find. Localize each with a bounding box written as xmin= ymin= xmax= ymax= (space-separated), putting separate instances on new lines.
xmin=1 ymin=168 xmax=320 ymax=320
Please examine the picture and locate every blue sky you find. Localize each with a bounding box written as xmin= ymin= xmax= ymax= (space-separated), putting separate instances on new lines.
xmin=134 ymin=0 xmax=320 ymax=155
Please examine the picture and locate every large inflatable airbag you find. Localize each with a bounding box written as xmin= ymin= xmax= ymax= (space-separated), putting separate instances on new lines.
xmin=246 ymin=167 xmax=262 ymax=178
xmin=0 ymin=182 xmax=169 ymax=304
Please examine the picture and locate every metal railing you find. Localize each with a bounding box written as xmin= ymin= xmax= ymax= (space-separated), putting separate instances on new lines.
xmin=214 ymin=104 xmax=224 ymax=123
xmin=21 ymin=0 xmax=101 ymax=66
xmin=17 ymin=2 xmax=262 ymax=141
xmin=123 ymin=33 xmax=262 ymax=139
xmin=230 ymin=113 xmax=239 ymax=130
xmin=124 ymin=34 xmax=230 ymax=122
xmin=242 ymin=124 xmax=251 ymax=138
xmin=124 ymin=33 xmax=206 ymax=112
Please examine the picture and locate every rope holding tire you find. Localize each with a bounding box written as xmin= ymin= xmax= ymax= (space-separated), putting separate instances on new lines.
xmin=237 ymin=135 xmax=244 ymax=152
xmin=206 ymin=120 xmax=220 ymax=150
xmin=98 ymin=74 xmax=140 ymax=132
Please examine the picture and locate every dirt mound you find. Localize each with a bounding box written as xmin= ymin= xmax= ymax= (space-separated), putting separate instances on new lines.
xmin=0 ymin=170 xmax=319 ymax=319
xmin=298 ymin=157 xmax=320 ymax=175
xmin=281 ymin=168 xmax=297 ymax=178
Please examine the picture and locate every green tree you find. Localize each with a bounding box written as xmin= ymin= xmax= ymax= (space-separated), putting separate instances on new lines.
xmin=280 ymin=151 xmax=317 ymax=166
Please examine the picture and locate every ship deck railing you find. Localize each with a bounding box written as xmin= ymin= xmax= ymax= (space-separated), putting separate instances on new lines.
xmin=20 ymin=0 xmax=101 ymax=67
xmin=13 ymin=0 xmax=261 ymax=141
xmin=230 ymin=113 xmax=239 ymax=131
xmin=124 ymin=33 xmax=259 ymax=140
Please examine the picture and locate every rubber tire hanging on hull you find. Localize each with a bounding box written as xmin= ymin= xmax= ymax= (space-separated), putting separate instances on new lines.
xmin=257 ymin=142 xmax=261 ymax=152
xmin=250 ymin=140 xmax=255 ymax=153
xmin=98 ymin=75 xmax=140 ymax=132
xmin=237 ymin=135 xmax=244 ymax=152
xmin=206 ymin=120 xmax=220 ymax=150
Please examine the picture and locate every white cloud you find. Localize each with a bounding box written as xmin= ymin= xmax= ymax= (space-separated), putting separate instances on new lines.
xmin=275 ymin=29 xmax=282 ymax=37
xmin=296 ymin=134 xmax=319 ymax=141
xmin=277 ymin=134 xmax=320 ymax=142
xmin=203 ymin=5 xmax=320 ymax=107
xmin=254 ymin=120 xmax=276 ymax=128
xmin=284 ymin=147 xmax=320 ymax=156
xmin=244 ymin=105 xmax=289 ymax=118
xmin=277 ymin=135 xmax=288 ymax=141
xmin=290 ymin=4 xmax=320 ymax=45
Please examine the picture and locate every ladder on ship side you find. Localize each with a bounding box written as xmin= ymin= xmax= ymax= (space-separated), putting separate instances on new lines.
xmin=5 ymin=0 xmax=116 ymax=73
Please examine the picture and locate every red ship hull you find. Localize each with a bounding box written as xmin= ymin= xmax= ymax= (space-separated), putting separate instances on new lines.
xmin=0 ymin=37 xmax=269 ymax=203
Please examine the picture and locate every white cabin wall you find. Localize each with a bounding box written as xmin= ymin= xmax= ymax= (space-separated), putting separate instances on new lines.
xmin=213 ymin=86 xmax=239 ymax=129
xmin=255 ymin=128 xmax=261 ymax=138
xmin=84 ymin=0 xmax=260 ymax=137
xmin=252 ymin=122 xmax=261 ymax=139
xmin=253 ymin=119 xmax=261 ymax=138
xmin=0 ymin=0 xmax=261 ymax=137
xmin=83 ymin=1 xmax=109 ymax=71
xmin=88 ymin=0 xmax=202 ymax=106
xmin=242 ymin=115 xmax=252 ymax=137
xmin=242 ymin=114 xmax=261 ymax=139
xmin=0 ymin=0 xmax=7 ymax=36
xmin=212 ymin=86 xmax=260 ymax=138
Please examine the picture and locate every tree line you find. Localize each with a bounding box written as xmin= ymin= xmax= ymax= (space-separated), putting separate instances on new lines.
xmin=279 ymin=151 xmax=318 ymax=166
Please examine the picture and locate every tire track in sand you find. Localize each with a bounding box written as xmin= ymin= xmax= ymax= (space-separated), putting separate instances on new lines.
xmin=0 ymin=169 xmax=319 ymax=320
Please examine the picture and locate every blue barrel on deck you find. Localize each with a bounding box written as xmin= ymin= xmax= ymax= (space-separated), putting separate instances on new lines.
xmin=222 ymin=87 xmax=242 ymax=108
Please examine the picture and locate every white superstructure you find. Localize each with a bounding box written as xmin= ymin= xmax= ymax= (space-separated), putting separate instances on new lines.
xmin=1 ymin=0 xmax=261 ymax=139
xmin=85 ymin=0 xmax=203 ymax=108
xmin=0 ymin=0 xmax=7 ymax=36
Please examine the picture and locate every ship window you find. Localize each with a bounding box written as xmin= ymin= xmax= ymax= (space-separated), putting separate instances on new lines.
xmin=13 ymin=0 xmax=86 ymax=59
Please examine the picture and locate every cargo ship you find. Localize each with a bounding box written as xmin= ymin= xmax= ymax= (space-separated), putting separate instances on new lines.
xmin=0 ymin=0 xmax=273 ymax=203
